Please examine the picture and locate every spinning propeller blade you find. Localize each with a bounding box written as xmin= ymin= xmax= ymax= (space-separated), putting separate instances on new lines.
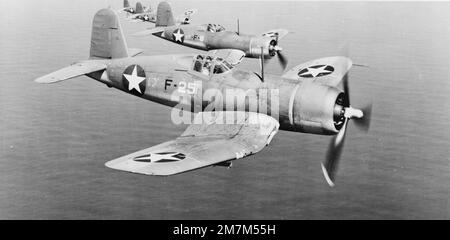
xmin=277 ymin=51 xmax=288 ymax=71
xmin=266 ymin=32 xmax=288 ymax=71
xmin=353 ymin=103 xmax=372 ymax=132
xmin=321 ymin=72 xmax=372 ymax=187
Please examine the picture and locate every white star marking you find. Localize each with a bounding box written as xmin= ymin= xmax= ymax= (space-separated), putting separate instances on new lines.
xmin=123 ymin=65 xmax=145 ymax=93
xmin=173 ymin=29 xmax=184 ymax=43
xmin=134 ymin=153 xmax=182 ymax=162
xmin=301 ymin=65 xmax=332 ymax=77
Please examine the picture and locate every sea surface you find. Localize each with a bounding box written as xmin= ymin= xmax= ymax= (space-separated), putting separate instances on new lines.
xmin=0 ymin=0 xmax=449 ymax=219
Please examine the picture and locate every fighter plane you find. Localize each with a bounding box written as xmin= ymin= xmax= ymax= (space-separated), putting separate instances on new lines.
xmin=34 ymin=8 xmax=371 ymax=186
xmin=120 ymin=0 xmax=150 ymax=15
xmin=127 ymin=2 xmax=153 ymax=22
xmin=135 ymin=1 xmax=289 ymax=69
xmin=130 ymin=2 xmax=197 ymax=25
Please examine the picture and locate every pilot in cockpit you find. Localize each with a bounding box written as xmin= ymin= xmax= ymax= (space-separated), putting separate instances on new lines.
xmin=193 ymin=54 xmax=233 ymax=76
xmin=206 ymin=24 xmax=225 ymax=33
xmin=202 ymin=56 xmax=213 ymax=75
xmin=193 ymin=55 xmax=203 ymax=72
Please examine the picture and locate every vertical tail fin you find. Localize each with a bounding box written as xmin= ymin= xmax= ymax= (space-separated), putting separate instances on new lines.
xmin=90 ymin=8 xmax=129 ymax=59
xmin=135 ymin=2 xmax=144 ymax=14
xmin=156 ymin=1 xmax=175 ymax=27
xmin=124 ymin=0 xmax=130 ymax=8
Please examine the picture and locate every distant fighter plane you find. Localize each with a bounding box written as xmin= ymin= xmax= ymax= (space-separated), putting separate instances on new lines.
xmin=121 ymin=1 xmax=153 ymax=22
xmin=135 ymin=1 xmax=289 ymax=69
xmin=35 ymin=8 xmax=371 ymax=186
xmin=127 ymin=2 xmax=153 ymax=22
xmin=121 ymin=0 xmax=149 ymax=14
xmin=128 ymin=1 xmax=197 ymax=25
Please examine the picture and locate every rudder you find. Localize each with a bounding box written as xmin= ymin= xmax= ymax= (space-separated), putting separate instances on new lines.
xmin=135 ymin=2 xmax=144 ymax=14
xmin=124 ymin=0 xmax=130 ymax=8
xmin=156 ymin=1 xmax=175 ymax=27
xmin=90 ymin=8 xmax=129 ymax=59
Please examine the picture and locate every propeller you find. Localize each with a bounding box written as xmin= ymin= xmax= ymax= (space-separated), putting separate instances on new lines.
xmin=321 ymin=73 xmax=372 ymax=187
xmin=353 ymin=103 xmax=372 ymax=132
xmin=267 ymin=33 xmax=288 ymax=71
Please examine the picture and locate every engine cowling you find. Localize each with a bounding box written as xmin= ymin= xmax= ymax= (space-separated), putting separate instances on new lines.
xmin=290 ymin=82 xmax=347 ymax=135
xmin=247 ymin=37 xmax=273 ymax=58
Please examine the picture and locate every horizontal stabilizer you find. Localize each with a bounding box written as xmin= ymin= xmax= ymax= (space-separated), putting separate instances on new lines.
xmin=128 ymin=48 xmax=144 ymax=57
xmin=132 ymin=27 xmax=165 ymax=37
xmin=34 ymin=61 xmax=107 ymax=84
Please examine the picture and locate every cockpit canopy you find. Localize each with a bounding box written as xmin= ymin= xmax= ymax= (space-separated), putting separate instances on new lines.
xmin=192 ymin=54 xmax=234 ymax=76
xmin=206 ymin=23 xmax=226 ymax=33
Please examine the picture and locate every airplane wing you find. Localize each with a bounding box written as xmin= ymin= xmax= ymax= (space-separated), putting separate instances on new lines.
xmin=207 ymin=49 xmax=246 ymax=66
xmin=105 ymin=111 xmax=279 ymax=176
xmin=34 ymin=61 xmax=107 ymax=84
xmin=282 ymin=57 xmax=353 ymax=87
xmin=261 ymin=29 xmax=289 ymax=40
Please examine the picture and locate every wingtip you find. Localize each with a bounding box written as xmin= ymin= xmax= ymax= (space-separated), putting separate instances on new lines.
xmin=321 ymin=163 xmax=335 ymax=187
xmin=34 ymin=76 xmax=54 ymax=84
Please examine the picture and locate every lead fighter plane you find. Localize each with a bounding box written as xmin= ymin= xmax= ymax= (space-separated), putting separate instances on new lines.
xmin=135 ymin=1 xmax=290 ymax=70
xmin=35 ymin=8 xmax=371 ymax=186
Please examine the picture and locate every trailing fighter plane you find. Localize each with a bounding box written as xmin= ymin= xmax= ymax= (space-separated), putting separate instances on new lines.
xmin=120 ymin=0 xmax=150 ymax=14
xmin=127 ymin=2 xmax=153 ymax=22
xmin=34 ymin=8 xmax=371 ymax=186
xmin=135 ymin=1 xmax=289 ymax=69
xmin=121 ymin=0 xmax=135 ymax=14
xmin=125 ymin=1 xmax=197 ymax=25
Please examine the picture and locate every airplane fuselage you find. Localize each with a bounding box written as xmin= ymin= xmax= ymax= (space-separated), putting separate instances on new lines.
xmin=153 ymin=25 xmax=275 ymax=58
xmin=86 ymin=55 xmax=341 ymax=135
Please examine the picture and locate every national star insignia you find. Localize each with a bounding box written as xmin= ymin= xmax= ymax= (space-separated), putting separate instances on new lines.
xmin=298 ymin=65 xmax=334 ymax=78
xmin=173 ymin=28 xmax=184 ymax=43
xmin=123 ymin=65 xmax=146 ymax=93
xmin=133 ymin=152 xmax=186 ymax=163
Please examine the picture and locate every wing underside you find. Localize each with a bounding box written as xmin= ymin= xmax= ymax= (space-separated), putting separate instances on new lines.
xmin=105 ymin=111 xmax=279 ymax=176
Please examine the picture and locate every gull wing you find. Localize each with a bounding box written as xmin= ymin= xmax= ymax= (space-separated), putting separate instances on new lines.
xmin=105 ymin=111 xmax=279 ymax=176
xmin=282 ymin=57 xmax=353 ymax=87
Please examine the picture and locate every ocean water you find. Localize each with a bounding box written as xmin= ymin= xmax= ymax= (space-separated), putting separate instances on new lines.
xmin=0 ymin=0 xmax=449 ymax=219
